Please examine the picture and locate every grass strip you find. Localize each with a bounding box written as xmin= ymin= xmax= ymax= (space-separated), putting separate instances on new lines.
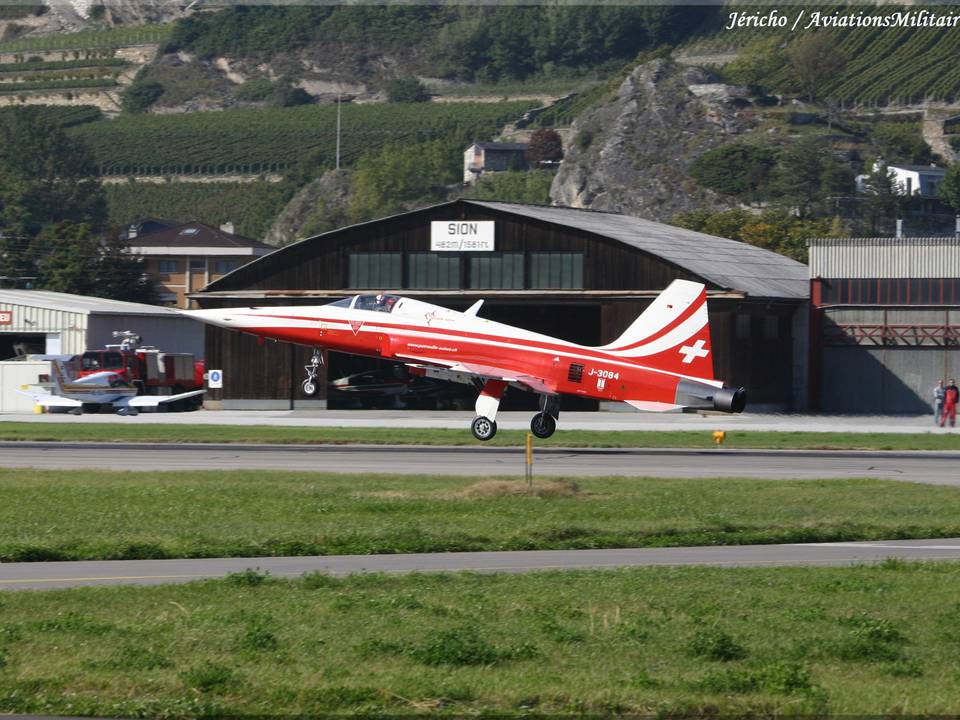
xmin=4 ymin=470 xmax=960 ymax=561
xmin=1 ymin=421 xmax=958 ymax=450
xmin=2 ymin=563 xmax=960 ymax=715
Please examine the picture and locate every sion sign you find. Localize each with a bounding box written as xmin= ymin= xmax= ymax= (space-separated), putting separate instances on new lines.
xmin=430 ymin=221 xmax=494 ymax=251
xmin=0 ymin=310 xmax=11 ymax=325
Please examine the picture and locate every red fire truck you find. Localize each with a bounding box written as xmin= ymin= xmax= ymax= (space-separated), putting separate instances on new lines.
xmin=76 ymin=331 xmax=205 ymax=409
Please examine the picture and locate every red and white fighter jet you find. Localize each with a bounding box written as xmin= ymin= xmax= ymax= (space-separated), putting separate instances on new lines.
xmin=186 ymin=279 xmax=745 ymax=440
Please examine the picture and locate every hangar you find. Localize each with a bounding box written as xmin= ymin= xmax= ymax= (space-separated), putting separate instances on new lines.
xmin=809 ymin=236 xmax=960 ymax=414
xmin=195 ymin=200 xmax=809 ymax=411
xmin=0 ymin=290 xmax=205 ymax=412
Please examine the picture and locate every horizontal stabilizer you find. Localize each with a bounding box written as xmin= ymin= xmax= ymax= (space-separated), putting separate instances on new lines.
xmin=16 ymin=389 xmax=82 ymax=408
xmin=624 ymin=400 xmax=684 ymax=413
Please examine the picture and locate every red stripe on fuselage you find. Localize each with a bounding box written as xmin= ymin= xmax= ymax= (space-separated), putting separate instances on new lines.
xmin=243 ymin=321 xmax=686 ymax=405
xmin=239 ymin=312 xmax=687 ymax=368
xmin=602 ymin=290 xmax=706 ymax=352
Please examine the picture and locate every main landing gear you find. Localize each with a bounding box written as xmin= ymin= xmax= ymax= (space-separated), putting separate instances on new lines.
xmin=470 ymin=384 xmax=561 ymax=442
xmin=471 ymin=379 xmax=506 ymax=441
xmin=302 ymin=348 xmax=324 ymax=396
xmin=530 ymin=394 xmax=560 ymax=439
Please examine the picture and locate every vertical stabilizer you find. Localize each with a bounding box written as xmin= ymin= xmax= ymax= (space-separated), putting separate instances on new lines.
xmin=599 ymin=280 xmax=714 ymax=379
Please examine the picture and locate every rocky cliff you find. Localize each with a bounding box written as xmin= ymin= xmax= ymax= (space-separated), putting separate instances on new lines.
xmin=264 ymin=169 xmax=352 ymax=246
xmin=550 ymin=59 xmax=753 ymax=222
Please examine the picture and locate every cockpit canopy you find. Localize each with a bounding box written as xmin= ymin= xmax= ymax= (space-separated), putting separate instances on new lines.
xmin=328 ymin=294 xmax=401 ymax=313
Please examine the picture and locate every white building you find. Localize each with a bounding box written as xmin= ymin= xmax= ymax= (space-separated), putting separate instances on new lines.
xmin=856 ymin=161 xmax=946 ymax=198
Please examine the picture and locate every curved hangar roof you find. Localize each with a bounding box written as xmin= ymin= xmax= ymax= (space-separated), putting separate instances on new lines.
xmin=206 ymin=200 xmax=808 ymax=300
xmin=469 ymin=202 xmax=808 ymax=300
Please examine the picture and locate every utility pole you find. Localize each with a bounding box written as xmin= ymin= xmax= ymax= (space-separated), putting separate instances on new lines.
xmin=335 ymin=92 xmax=341 ymax=170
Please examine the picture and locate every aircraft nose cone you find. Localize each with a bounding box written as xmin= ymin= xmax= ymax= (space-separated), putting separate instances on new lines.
xmin=180 ymin=308 xmax=239 ymax=328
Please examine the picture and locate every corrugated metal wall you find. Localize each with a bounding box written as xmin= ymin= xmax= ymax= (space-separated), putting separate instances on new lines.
xmin=810 ymin=237 xmax=960 ymax=279
xmin=0 ymin=302 xmax=87 ymax=354
xmin=820 ymin=307 xmax=959 ymax=414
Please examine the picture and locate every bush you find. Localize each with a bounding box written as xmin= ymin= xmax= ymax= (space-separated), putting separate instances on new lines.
xmin=121 ymin=80 xmax=164 ymax=114
xmin=832 ymin=613 xmax=906 ymax=662
xmin=385 ymin=78 xmax=430 ymax=103
xmin=411 ymin=626 xmax=499 ymax=666
xmin=697 ymin=661 xmax=812 ymax=695
xmin=235 ymin=78 xmax=275 ymax=102
xmin=236 ymin=619 xmax=280 ymax=652
xmin=224 ymin=568 xmax=273 ymax=586
xmin=180 ymin=662 xmax=234 ymax=692
xmin=273 ymin=86 xmax=313 ymax=108
xmin=688 ymin=628 xmax=747 ymax=662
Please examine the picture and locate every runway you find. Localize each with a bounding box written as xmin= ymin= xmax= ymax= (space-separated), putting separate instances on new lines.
xmin=4 ymin=539 xmax=960 ymax=590
xmin=1 ymin=441 xmax=959 ymax=483
xmin=2 ymin=409 xmax=953 ymax=434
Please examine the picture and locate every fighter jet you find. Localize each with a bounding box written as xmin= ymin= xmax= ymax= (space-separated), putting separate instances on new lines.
xmin=18 ymin=356 xmax=204 ymax=416
xmin=185 ymin=279 xmax=745 ymax=440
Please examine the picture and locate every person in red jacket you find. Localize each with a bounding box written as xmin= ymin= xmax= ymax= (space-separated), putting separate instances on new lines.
xmin=942 ymin=379 xmax=959 ymax=428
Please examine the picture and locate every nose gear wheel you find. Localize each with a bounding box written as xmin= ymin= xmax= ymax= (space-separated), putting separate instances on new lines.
xmin=302 ymin=348 xmax=324 ymax=397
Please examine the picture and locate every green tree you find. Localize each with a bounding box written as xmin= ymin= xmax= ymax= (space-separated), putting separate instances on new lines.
xmin=689 ymin=143 xmax=778 ymax=201
xmin=121 ymin=79 xmax=165 ymax=114
xmin=859 ymin=161 xmax=900 ymax=234
xmin=30 ymin=222 xmax=155 ymax=302
xmin=787 ymin=33 xmax=846 ymax=103
xmin=724 ymin=38 xmax=782 ymax=90
xmin=464 ymin=170 xmax=554 ymax=204
xmin=938 ymin=163 xmax=960 ymax=214
xmin=348 ymin=138 xmax=460 ymax=223
xmin=385 ymin=79 xmax=430 ymax=103
xmin=872 ymin=123 xmax=936 ymax=165
xmin=0 ymin=107 xmax=105 ymax=237
xmin=775 ymin=137 xmax=854 ymax=217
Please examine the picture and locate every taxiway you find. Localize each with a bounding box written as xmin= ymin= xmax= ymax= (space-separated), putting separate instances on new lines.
xmin=0 ymin=442 xmax=958 ymax=483
xmin=3 ymin=539 xmax=960 ymax=590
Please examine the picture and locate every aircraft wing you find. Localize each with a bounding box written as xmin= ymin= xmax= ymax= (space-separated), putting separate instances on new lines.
xmin=398 ymin=354 xmax=555 ymax=395
xmin=16 ymin=388 xmax=83 ymax=408
xmin=123 ymin=390 xmax=205 ymax=408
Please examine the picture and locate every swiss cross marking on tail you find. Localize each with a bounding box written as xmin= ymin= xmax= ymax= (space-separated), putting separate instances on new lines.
xmin=679 ymin=339 xmax=709 ymax=364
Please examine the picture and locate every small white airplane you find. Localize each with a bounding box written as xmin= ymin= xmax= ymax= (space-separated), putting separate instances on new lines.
xmin=18 ymin=355 xmax=205 ymax=416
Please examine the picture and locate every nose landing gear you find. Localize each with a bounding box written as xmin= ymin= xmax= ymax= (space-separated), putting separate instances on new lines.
xmin=302 ymin=348 xmax=324 ymax=397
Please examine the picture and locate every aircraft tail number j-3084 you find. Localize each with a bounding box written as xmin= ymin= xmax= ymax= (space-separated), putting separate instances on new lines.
xmin=185 ymin=279 xmax=745 ymax=440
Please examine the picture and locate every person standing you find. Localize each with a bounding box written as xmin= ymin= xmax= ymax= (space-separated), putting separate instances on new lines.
xmin=942 ymin=378 xmax=959 ymax=429
xmin=934 ymin=380 xmax=946 ymax=425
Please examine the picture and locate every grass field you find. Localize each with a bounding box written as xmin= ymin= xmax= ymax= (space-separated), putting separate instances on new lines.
xmin=3 ymin=563 xmax=960 ymax=715
xmin=0 ymin=421 xmax=958 ymax=450
xmin=4 ymin=469 xmax=960 ymax=561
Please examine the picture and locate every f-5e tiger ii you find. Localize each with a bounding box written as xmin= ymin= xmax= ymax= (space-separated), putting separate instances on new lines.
xmin=185 ymin=279 xmax=746 ymax=440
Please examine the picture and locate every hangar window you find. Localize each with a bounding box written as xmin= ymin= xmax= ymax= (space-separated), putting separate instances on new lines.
xmin=735 ymin=314 xmax=751 ymax=339
xmin=469 ymin=253 xmax=524 ymax=289
xmin=407 ymin=253 xmax=460 ymax=289
xmin=529 ymin=252 xmax=583 ymax=289
xmin=349 ymin=253 xmax=402 ymax=289
xmin=764 ymin=316 xmax=779 ymax=340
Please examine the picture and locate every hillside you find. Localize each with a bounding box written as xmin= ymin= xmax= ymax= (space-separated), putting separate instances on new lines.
xmin=3 ymin=3 xmax=958 ymax=251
